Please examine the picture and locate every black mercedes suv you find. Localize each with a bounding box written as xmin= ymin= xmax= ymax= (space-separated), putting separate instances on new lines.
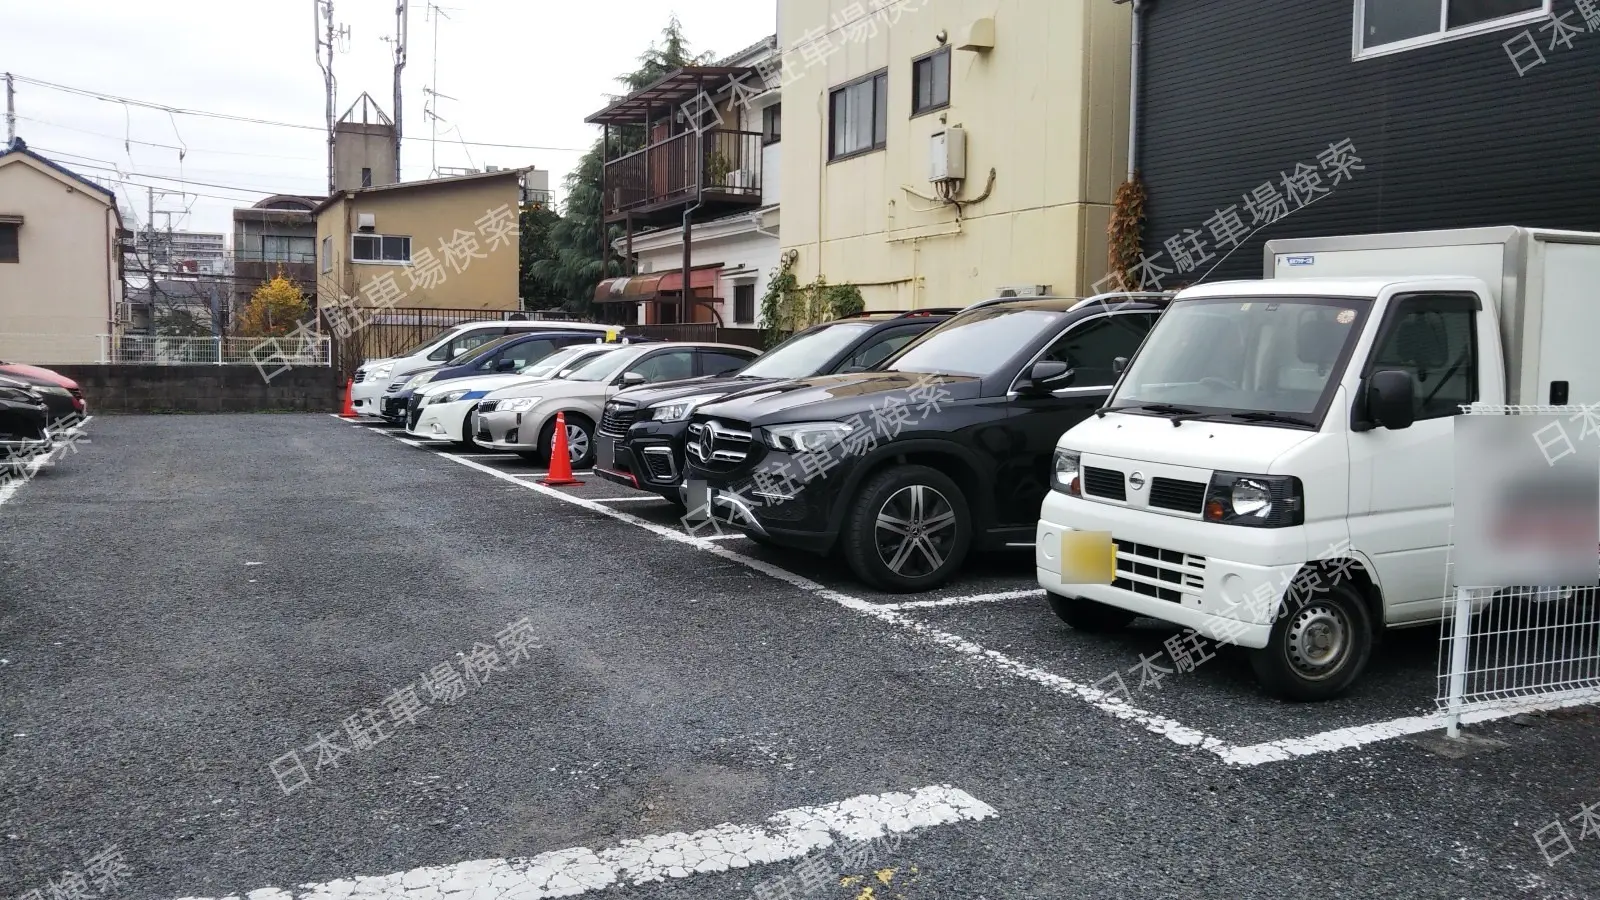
xmin=594 ymin=310 xmax=956 ymax=504
xmin=681 ymin=293 xmax=1170 ymax=592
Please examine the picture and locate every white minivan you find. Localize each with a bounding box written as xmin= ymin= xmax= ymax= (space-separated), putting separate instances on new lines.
xmin=349 ymin=320 xmax=620 ymax=416
xmin=1036 ymin=227 xmax=1600 ymax=700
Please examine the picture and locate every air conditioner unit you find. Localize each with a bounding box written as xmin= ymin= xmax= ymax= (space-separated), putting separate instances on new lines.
xmin=357 ymin=213 xmax=376 ymax=232
xmin=996 ymin=284 xmax=1050 ymax=298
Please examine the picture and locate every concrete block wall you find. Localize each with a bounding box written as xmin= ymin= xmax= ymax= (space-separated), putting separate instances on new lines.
xmin=40 ymin=365 xmax=341 ymax=414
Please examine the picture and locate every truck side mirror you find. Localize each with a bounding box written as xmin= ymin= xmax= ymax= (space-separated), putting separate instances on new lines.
xmin=1112 ymin=357 xmax=1128 ymax=375
xmin=1367 ymin=369 xmax=1416 ymax=430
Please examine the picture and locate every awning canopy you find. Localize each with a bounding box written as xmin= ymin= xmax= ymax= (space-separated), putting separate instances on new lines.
xmin=585 ymin=67 xmax=757 ymax=126
xmin=593 ymin=264 xmax=722 ymax=303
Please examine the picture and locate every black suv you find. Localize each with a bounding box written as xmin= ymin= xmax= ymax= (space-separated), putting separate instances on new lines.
xmin=682 ymin=293 xmax=1169 ymax=592
xmin=594 ymin=310 xmax=956 ymax=504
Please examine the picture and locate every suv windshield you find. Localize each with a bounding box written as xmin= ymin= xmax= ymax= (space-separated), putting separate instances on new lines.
xmin=565 ymin=346 xmax=645 ymax=382
xmin=739 ymin=322 xmax=875 ymax=379
xmin=886 ymin=307 xmax=1063 ymax=377
xmin=1111 ymin=296 xmax=1370 ymax=420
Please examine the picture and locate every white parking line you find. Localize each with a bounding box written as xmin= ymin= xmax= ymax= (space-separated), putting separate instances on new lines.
xmin=165 ymin=784 xmax=996 ymax=900
xmin=879 ymin=589 xmax=1045 ymax=611
xmin=591 ymin=496 xmax=664 ymax=503
xmin=356 ymin=424 xmax=1597 ymax=766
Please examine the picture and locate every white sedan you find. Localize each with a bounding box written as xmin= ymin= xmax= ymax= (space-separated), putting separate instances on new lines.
xmin=406 ymin=345 xmax=625 ymax=447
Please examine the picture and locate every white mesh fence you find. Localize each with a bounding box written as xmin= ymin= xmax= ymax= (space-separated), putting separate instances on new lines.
xmin=1438 ymin=404 xmax=1600 ymax=735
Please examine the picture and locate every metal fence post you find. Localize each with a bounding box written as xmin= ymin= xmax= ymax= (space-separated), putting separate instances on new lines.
xmin=1445 ymin=586 xmax=1473 ymax=738
xmin=216 ymin=335 xmax=223 ymax=365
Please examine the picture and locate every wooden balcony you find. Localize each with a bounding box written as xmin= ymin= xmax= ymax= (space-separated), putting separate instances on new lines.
xmin=602 ymin=128 xmax=764 ymax=225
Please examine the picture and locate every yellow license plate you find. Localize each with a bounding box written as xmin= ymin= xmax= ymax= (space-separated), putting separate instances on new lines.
xmin=1059 ymin=531 xmax=1116 ymax=584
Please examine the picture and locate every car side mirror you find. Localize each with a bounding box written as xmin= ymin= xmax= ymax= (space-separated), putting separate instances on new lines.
xmin=1366 ymin=369 xmax=1416 ymax=430
xmin=495 ymin=359 xmax=518 ymax=372
xmin=840 ymin=364 xmax=868 ymax=374
xmin=1021 ymin=360 xmax=1075 ymax=394
xmin=619 ymin=372 xmax=647 ymax=387
xmin=1112 ymin=356 xmax=1128 ymax=375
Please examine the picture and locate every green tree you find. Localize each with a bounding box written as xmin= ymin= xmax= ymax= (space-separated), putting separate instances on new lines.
xmin=517 ymin=204 xmax=564 ymax=311
xmin=529 ymin=17 xmax=713 ymax=315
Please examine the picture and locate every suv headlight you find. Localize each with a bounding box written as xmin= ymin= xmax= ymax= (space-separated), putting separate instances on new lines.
xmin=1203 ymin=472 xmax=1304 ymax=527
xmin=1051 ymin=448 xmax=1082 ymax=497
xmin=500 ymin=397 xmax=541 ymax=412
xmin=651 ymin=394 xmax=723 ymax=423
xmin=761 ymin=421 xmax=853 ymax=453
xmin=404 ymin=371 xmax=437 ymax=391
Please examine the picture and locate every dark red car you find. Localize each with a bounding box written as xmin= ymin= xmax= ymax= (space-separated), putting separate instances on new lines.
xmin=0 ymin=361 xmax=85 ymax=427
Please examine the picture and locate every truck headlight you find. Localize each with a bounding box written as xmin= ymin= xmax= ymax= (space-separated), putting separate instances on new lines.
xmin=1051 ymin=448 xmax=1082 ymax=497
xmin=651 ymin=394 xmax=722 ymax=423
xmin=761 ymin=421 xmax=853 ymax=453
xmin=1204 ymin=472 xmax=1303 ymax=527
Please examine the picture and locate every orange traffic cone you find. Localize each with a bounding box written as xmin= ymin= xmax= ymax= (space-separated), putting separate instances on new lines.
xmin=540 ymin=411 xmax=585 ymax=486
xmin=339 ymin=378 xmax=359 ymax=418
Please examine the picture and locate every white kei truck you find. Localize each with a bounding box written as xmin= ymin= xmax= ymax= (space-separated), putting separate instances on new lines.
xmin=1035 ymin=226 xmax=1600 ymax=700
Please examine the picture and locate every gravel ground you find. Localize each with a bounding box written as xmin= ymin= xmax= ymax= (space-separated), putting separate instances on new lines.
xmin=1 ymin=414 xmax=1596 ymax=900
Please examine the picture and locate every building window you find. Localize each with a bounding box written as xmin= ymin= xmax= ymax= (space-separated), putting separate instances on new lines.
xmin=321 ymin=236 xmax=332 ymax=273
xmin=1356 ymin=0 xmax=1548 ymax=57
xmin=734 ymin=283 xmax=756 ymax=323
xmin=912 ymin=47 xmax=951 ymax=115
xmin=263 ymin=235 xmax=317 ymax=263
xmin=0 ymin=223 xmax=17 ymax=263
xmin=829 ymin=70 xmax=888 ymax=161
xmin=361 ymin=167 xmax=373 ymax=188
xmin=352 ymin=234 xmax=412 ymax=264
xmin=762 ymin=104 xmax=782 ymax=145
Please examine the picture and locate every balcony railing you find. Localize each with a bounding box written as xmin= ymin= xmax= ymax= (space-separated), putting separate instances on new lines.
xmin=603 ymin=128 xmax=764 ymax=218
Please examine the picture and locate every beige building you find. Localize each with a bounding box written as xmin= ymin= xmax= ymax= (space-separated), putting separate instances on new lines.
xmin=0 ymin=139 xmax=124 ymax=363
xmin=312 ymin=168 xmax=530 ymax=315
xmin=778 ymin=0 xmax=1130 ymax=309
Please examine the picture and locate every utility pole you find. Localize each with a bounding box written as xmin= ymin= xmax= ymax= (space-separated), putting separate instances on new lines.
xmin=391 ymin=1 xmax=408 ymax=183
xmin=4 ymin=72 xmax=15 ymax=147
xmin=314 ymin=0 xmax=349 ymax=195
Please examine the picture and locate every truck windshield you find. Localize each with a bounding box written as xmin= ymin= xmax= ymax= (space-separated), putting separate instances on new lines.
xmin=1110 ymin=296 xmax=1370 ymax=423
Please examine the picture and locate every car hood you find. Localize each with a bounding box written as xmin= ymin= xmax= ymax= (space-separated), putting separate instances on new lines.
xmin=483 ymin=378 xmax=608 ymax=402
xmin=695 ymin=371 xmax=982 ymax=425
xmin=612 ymin=375 xmax=784 ymax=408
xmin=418 ymin=373 xmax=538 ymax=397
xmin=1064 ymin=409 xmax=1320 ymax=472
xmin=0 ymin=363 xmax=77 ymax=390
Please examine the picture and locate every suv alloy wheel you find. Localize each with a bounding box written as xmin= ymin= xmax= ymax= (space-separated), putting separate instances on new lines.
xmin=843 ymin=465 xmax=972 ymax=592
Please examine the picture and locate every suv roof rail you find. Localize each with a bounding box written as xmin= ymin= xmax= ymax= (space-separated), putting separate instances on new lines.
xmin=1067 ymin=290 xmax=1177 ymax=312
xmin=897 ymin=307 xmax=963 ymax=317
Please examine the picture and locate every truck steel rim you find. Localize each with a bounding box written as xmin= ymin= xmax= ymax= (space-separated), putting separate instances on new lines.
xmin=874 ymin=485 xmax=958 ymax=577
xmin=1284 ymin=603 xmax=1350 ymax=680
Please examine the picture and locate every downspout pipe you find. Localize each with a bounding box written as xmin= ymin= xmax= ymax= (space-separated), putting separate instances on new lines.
xmin=1125 ymin=0 xmax=1147 ymax=181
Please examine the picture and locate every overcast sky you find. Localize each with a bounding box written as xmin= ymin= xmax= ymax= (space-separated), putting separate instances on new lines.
xmin=1 ymin=0 xmax=776 ymax=237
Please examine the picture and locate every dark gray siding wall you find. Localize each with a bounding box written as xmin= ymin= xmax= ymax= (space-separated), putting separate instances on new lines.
xmin=1138 ymin=0 xmax=1600 ymax=283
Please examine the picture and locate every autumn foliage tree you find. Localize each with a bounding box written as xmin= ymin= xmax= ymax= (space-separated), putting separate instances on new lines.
xmin=235 ymin=273 xmax=311 ymax=337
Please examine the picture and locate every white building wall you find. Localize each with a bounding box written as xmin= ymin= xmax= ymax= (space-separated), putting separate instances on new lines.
xmin=632 ymin=219 xmax=782 ymax=327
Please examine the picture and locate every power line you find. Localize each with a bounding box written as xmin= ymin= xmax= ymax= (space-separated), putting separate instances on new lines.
xmin=30 ymin=151 xmax=295 ymax=202
xmin=11 ymin=73 xmax=588 ymax=153
xmin=15 ymin=114 xmax=322 ymax=161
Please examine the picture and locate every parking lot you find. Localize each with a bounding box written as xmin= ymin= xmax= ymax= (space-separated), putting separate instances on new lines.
xmin=3 ymin=414 xmax=1598 ymax=900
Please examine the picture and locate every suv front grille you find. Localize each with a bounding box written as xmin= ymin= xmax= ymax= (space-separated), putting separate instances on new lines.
xmin=1112 ymin=539 xmax=1206 ymax=603
xmin=600 ymin=402 xmax=640 ymax=436
xmin=1083 ymin=467 xmax=1126 ymax=501
xmin=1149 ymin=477 xmax=1207 ymax=514
xmin=686 ymin=419 xmax=753 ymax=465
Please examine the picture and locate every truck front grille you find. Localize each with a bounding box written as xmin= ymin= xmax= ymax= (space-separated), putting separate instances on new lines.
xmin=1112 ymin=539 xmax=1206 ymax=604
xmin=1083 ymin=467 xmax=1126 ymax=501
xmin=1148 ymin=477 xmax=1207 ymax=514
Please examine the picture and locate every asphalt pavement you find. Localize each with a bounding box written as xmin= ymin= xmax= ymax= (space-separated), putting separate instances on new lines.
xmin=1 ymin=414 xmax=1597 ymax=900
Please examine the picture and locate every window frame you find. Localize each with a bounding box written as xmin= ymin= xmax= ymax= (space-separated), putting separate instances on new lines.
xmin=1352 ymin=0 xmax=1551 ymax=60
xmin=827 ymin=69 xmax=889 ymax=163
xmin=762 ymin=104 xmax=782 ymax=146
xmin=1014 ymin=311 xmax=1164 ymax=396
xmin=0 ymin=222 xmax=19 ymax=264
xmin=320 ymin=236 xmax=332 ymax=273
xmin=351 ymin=233 xmax=413 ymax=265
xmin=911 ymin=46 xmax=952 ymax=117
xmin=1358 ymin=291 xmax=1480 ymax=424
xmin=733 ymin=283 xmax=757 ymax=324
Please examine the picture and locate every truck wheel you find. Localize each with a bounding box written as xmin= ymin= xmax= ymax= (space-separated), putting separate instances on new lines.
xmin=1249 ymin=580 xmax=1373 ymax=701
xmin=842 ymin=465 xmax=971 ymax=593
xmin=1046 ymin=592 xmax=1137 ymax=632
